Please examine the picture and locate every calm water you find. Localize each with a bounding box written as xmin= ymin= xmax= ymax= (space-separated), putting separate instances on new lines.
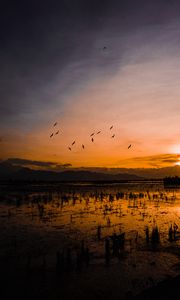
xmin=0 ymin=181 xmax=180 ymax=299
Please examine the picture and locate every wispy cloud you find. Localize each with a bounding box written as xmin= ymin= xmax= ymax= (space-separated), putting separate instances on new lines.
xmin=116 ymin=154 xmax=180 ymax=168
xmin=6 ymin=158 xmax=72 ymax=171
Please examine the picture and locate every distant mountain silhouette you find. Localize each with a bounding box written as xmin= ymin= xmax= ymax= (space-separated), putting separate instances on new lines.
xmin=2 ymin=160 xmax=180 ymax=181
xmin=0 ymin=162 xmax=22 ymax=176
xmin=78 ymin=166 xmax=180 ymax=179
xmin=0 ymin=162 xmax=142 ymax=181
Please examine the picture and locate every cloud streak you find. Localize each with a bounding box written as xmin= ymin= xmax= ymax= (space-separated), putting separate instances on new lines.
xmin=6 ymin=158 xmax=72 ymax=171
xmin=116 ymin=154 xmax=180 ymax=168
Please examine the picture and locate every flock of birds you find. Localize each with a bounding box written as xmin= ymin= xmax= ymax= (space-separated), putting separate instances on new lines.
xmin=47 ymin=46 xmax=133 ymax=152
xmin=49 ymin=122 xmax=132 ymax=152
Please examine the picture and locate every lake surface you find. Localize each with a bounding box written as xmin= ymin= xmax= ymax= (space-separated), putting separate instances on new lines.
xmin=0 ymin=181 xmax=180 ymax=299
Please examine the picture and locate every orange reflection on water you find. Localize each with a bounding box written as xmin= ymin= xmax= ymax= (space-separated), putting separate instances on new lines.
xmin=1 ymin=182 xmax=180 ymax=297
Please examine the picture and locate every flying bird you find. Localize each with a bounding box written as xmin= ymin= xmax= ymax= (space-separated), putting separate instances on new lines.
xmin=68 ymin=147 xmax=71 ymax=151
xmin=110 ymin=126 xmax=113 ymax=130
xmin=72 ymin=141 xmax=75 ymax=146
xmin=96 ymin=131 xmax=101 ymax=135
xmin=128 ymin=144 xmax=132 ymax=149
xmin=91 ymin=138 xmax=94 ymax=142
xmin=90 ymin=133 xmax=95 ymax=137
xmin=55 ymin=130 xmax=59 ymax=135
xmin=82 ymin=144 xmax=85 ymax=149
xmin=103 ymin=46 xmax=107 ymax=50
xmin=50 ymin=133 xmax=53 ymax=138
xmin=53 ymin=122 xmax=57 ymax=127
xmin=111 ymin=134 xmax=115 ymax=138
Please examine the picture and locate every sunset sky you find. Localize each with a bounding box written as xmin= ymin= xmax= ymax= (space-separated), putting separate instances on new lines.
xmin=1 ymin=0 xmax=180 ymax=168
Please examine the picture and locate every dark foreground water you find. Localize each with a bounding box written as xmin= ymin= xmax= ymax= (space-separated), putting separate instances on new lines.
xmin=0 ymin=181 xmax=180 ymax=300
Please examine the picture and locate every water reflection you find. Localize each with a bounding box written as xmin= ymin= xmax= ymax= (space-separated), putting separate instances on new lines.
xmin=0 ymin=182 xmax=180 ymax=299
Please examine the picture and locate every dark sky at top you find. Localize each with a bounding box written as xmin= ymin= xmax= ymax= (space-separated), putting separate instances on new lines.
xmin=1 ymin=0 xmax=180 ymax=131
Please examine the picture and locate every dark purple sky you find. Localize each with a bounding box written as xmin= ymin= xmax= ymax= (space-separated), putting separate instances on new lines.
xmin=1 ymin=0 xmax=180 ymax=127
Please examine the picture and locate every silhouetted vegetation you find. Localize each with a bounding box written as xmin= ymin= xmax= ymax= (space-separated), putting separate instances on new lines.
xmin=0 ymin=182 xmax=180 ymax=300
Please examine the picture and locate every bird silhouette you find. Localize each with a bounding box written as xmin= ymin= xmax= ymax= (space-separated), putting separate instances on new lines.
xmin=72 ymin=141 xmax=75 ymax=146
xmin=68 ymin=147 xmax=71 ymax=151
xmin=50 ymin=133 xmax=53 ymax=138
xmin=53 ymin=122 xmax=57 ymax=127
xmin=128 ymin=144 xmax=132 ymax=149
xmin=82 ymin=144 xmax=85 ymax=149
xmin=91 ymin=138 xmax=94 ymax=142
xmin=90 ymin=133 xmax=95 ymax=137
xmin=96 ymin=131 xmax=101 ymax=134
xmin=55 ymin=130 xmax=59 ymax=135
xmin=111 ymin=134 xmax=115 ymax=138
xmin=103 ymin=46 xmax=107 ymax=50
xmin=110 ymin=126 xmax=113 ymax=130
